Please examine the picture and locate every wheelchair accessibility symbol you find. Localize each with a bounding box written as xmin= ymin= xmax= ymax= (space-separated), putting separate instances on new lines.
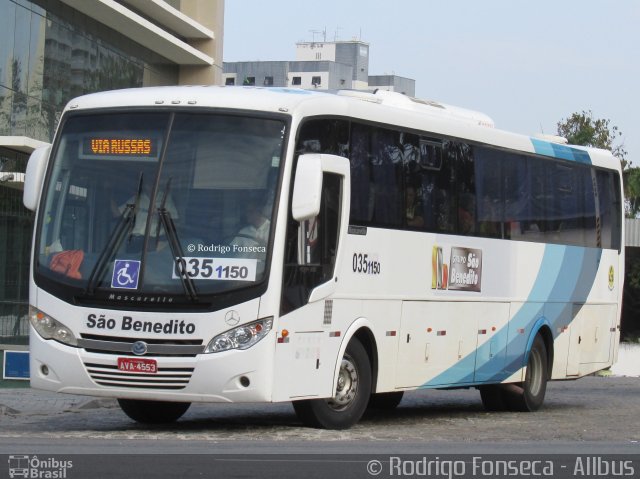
xmin=111 ymin=259 xmax=141 ymax=290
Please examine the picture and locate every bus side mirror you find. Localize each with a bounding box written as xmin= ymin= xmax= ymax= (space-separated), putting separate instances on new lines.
xmin=292 ymin=154 xmax=323 ymax=221
xmin=292 ymin=153 xmax=351 ymax=270
xmin=23 ymin=145 xmax=51 ymax=211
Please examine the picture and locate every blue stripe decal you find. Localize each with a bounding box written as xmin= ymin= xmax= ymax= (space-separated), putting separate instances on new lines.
xmin=421 ymin=244 xmax=602 ymax=387
xmin=531 ymin=138 xmax=592 ymax=164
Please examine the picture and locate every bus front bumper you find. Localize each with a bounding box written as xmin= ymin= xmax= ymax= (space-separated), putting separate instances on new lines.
xmin=29 ymin=326 xmax=275 ymax=404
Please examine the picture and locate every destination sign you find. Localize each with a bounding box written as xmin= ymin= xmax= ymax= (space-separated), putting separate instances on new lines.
xmin=80 ymin=137 xmax=159 ymax=160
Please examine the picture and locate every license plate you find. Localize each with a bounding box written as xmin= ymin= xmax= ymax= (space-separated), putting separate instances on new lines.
xmin=117 ymin=357 xmax=157 ymax=374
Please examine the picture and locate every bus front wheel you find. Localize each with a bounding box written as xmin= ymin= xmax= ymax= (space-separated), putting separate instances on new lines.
xmin=293 ymin=337 xmax=372 ymax=429
xmin=118 ymin=399 xmax=191 ymax=424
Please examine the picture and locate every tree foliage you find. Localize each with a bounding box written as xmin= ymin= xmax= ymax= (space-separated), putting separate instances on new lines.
xmin=557 ymin=110 xmax=640 ymax=217
xmin=557 ymin=110 xmax=627 ymax=166
xmin=624 ymin=168 xmax=640 ymax=219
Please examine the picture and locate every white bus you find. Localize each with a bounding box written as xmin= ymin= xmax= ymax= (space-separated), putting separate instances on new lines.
xmin=24 ymin=87 xmax=623 ymax=429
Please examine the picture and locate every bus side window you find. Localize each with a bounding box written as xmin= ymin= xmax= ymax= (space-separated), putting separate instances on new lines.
xmin=474 ymin=149 xmax=504 ymax=238
xmin=433 ymin=141 xmax=456 ymax=233
xmin=596 ymin=170 xmax=622 ymax=250
xmin=349 ymin=123 xmax=372 ymax=223
xmin=370 ymin=129 xmax=403 ymax=227
xmin=348 ymin=124 xmax=403 ymax=227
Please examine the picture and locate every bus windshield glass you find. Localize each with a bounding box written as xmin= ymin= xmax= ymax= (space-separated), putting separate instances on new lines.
xmin=36 ymin=112 xmax=286 ymax=300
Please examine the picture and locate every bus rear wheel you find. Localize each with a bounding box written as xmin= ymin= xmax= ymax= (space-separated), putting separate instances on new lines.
xmin=506 ymin=334 xmax=549 ymax=412
xmin=118 ymin=399 xmax=191 ymax=424
xmin=293 ymin=337 xmax=372 ymax=429
xmin=507 ymin=335 xmax=548 ymax=411
xmin=479 ymin=334 xmax=549 ymax=412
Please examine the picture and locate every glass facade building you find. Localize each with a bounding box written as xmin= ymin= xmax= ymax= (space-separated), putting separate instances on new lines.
xmin=0 ymin=146 xmax=31 ymax=343
xmin=0 ymin=0 xmax=181 ymax=142
xmin=0 ymin=0 xmax=222 ymax=368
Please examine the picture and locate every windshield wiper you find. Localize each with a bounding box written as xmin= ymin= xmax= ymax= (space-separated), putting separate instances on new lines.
xmin=85 ymin=173 xmax=143 ymax=295
xmin=157 ymin=178 xmax=198 ymax=301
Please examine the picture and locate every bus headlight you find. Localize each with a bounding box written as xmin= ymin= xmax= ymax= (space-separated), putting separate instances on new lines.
xmin=29 ymin=306 xmax=78 ymax=347
xmin=205 ymin=317 xmax=273 ymax=353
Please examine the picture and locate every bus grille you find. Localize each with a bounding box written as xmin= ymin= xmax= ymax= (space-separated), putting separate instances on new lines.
xmin=78 ymin=334 xmax=205 ymax=357
xmin=84 ymin=362 xmax=193 ymax=390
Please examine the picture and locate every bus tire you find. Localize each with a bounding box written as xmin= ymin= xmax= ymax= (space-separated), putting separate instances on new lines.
xmin=479 ymin=385 xmax=509 ymax=411
xmin=293 ymin=337 xmax=372 ymax=429
xmin=368 ymin=391 xmax=404 ymax=410
xmin=118 ymin=399 xmax=191 ymax=424
xmin=505 ymin=334 xmax=549 ymax=412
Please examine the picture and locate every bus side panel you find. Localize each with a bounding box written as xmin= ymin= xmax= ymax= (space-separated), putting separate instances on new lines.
xmin=474 ymin=302 xmax=510 ymax=382
xmin=272 ymin=299 xmax=363 ymax=401
xmin=573 ymin=303 xmax=618 ymax=375
xmin=361 ymin=300 xmax=402 ymax=394
xmin=545 ymin=302 xmax=574 ymax=379
xmin=395 ymin=302 xmax=510 ymax=388
xmin=395 ymin=301 xmax=476 ymax=388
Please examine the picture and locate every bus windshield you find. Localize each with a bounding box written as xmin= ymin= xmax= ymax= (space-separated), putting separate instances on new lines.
xmin=36 ymin=112 xmax=286 ymax=301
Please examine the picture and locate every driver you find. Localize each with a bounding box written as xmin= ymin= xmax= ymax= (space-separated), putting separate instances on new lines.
xmin=232 ymin=200 xmax=270 ymax=247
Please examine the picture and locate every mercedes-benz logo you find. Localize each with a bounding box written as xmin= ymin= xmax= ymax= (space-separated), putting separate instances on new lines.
xmin=225 ymin=310 xmax=240 ymax=326
xmin=131 ymin=341 xmax=148 ymax=356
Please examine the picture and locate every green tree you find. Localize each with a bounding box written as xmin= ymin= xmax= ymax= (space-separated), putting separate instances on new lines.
xmin=557 ymin=110 xmax=640 ymax=217
xmin=557 ymin=110 xmax=627 ymax=166
xmin=624 ymin=168 xmax=640 ymax=219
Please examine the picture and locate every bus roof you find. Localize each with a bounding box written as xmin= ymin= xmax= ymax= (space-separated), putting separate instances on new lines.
xmin=63 ymin=86 xmax=621 ymax=172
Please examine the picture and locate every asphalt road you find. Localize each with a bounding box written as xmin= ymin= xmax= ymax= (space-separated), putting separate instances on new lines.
xmin=0 ymin=376 xmax=638 ymax=478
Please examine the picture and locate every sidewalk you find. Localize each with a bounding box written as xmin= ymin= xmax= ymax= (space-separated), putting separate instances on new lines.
xmin=0 ymin=389 xmax=116 ymax=416
xmin=610 ymin=342 xmax=640 ymax=377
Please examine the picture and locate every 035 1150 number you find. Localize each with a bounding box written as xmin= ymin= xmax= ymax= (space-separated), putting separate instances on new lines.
xmin=173 ymin=257 xmax=257 ymax=281
xmin=352 ymin=253 xmax=381 ymax=275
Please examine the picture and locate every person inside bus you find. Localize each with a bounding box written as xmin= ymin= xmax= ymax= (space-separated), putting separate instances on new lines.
xmin=458 ymin=192 xmax=476 ymax=234
xmin=231 ymin=199 xmax=270 ymax=248
xmin=405 ymin=185 xmax=425 ymax=228
xmin=111 ymin=178 xmax=179 ymax=252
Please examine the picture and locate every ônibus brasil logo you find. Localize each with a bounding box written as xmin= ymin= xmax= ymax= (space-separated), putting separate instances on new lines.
xmin=8 ymin=455 xmax=73 ymax=478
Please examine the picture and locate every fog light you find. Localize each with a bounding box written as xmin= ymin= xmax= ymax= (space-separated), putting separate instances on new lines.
xmin=41 ymin=365 xmax=49 ymax=376
xmin=239 ymin=376 xmax=250 ymax=388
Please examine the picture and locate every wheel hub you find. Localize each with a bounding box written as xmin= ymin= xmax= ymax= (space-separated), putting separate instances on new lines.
xmin=327 ymin=357 xmax=358 ymax=411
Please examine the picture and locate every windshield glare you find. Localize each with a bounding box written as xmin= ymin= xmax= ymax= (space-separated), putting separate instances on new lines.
xmin=37 ymin=112 xmax=286 ymax=299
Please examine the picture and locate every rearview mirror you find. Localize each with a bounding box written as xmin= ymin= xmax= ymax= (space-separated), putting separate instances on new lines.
xmin=23 ymin=145 xmax=51 ymax=211
xmin=292 ymin=154 xmax=323 ymax=221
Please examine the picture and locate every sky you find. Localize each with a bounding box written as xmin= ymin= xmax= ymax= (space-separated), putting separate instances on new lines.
xmin=223 ymin=0 xmax=639 ymax=165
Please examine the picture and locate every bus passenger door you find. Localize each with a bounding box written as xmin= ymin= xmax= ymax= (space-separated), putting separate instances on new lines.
xmin=286 ymin=154 xmax=351 ymax=304
xmin=276 ymin=154 xmax=351 ymax=400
